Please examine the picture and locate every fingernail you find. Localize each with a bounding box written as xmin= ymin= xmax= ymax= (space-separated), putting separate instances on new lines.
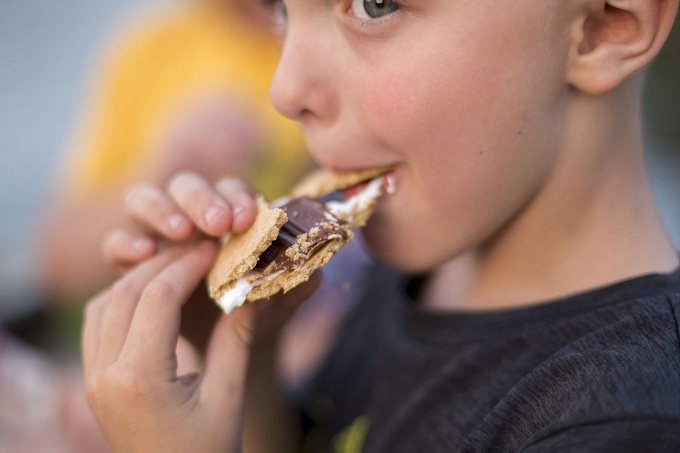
xmin=205 ymin=206 xmax=224 ymax=226
xmin=232 ymin=205 xmax=246 ymax=219
xmin=169 ymin=214 xmax=185 ymax=232
xmin=132 ymin=238 xmax=149 ymax=254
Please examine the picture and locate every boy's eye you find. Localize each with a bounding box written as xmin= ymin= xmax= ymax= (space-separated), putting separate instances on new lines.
xmin=263 ymin=0 xmax=288 ymax=26
xmin=352 ymin=0 xmax=401 ymax=19
xmin=273 ymin=0 xmax=288 ymax=24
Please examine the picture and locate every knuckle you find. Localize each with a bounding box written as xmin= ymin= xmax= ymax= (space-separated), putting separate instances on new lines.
xmin=114 ymin=366 xmax=150 ymax=397
xmin=169 ymin=175 xmax=218 ymax=218
xmin=107 ymin=364 xmax=154 ymax=405
xmin=125 ymin=184 xmax=174 ymax=225
xmin=101 ymin=230 xmax=118 ymax=258
xmin=85 ymin=363 xmax=155 ymax=414
xmin=83 ymin=298 xmax=98 ymax=317
xmin=167 ymin=171 xmax=199 ymax=193
xmin=124 ymin=182 xmax=155 ymax=208
xmin=216 ymin=177 xmax=256 ymax=201
xmin=84 ymin=286 xmax=112 ymax=312
xmin=111 ymin=278 xmax=137 ymax=301
xmin=83 ymin=302 xmax=96 ymax=323
xmin=142 ymin=278 xmax=177 ymax=304
xmin=83 ymin=296 xmax=103 ymax=321
xmin=233 ymin=319 xmax=256 ymax=348
xmin=102 ymin=229 xmax=126 ymax=260
xmin=221 ymin=379 xmax=242 ymax=403
xmin=84 ymin=373 xmax=103 ymax=408
xmin=215 ymin=176 xmax=241 ymax=192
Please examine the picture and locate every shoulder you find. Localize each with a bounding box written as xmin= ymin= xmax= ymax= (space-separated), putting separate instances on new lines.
xmin=522 ymin=417 xmax=680 ymax=452
xmin=462 ymin=293 xmax=680 ymax=451
xmin=529 ymin=294 xmax=680 ymax=419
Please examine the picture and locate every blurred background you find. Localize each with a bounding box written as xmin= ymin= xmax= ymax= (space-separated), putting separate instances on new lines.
xmin=0 ymin=0 xmax=678 ymax=451
xmin=1 ymin=0 xmax=160 ymax=321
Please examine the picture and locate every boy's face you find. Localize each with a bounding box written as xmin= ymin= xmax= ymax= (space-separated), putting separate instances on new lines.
xmin=270 ymin=0 xmax=576 ymax=272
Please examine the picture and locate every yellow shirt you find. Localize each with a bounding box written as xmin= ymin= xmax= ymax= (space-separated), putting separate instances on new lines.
xmin=64 ymin=5 xmax=307 ymax=200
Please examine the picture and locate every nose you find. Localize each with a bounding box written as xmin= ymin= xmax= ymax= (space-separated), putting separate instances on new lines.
xmin=270 ymin=28 xmax=337 ymax=124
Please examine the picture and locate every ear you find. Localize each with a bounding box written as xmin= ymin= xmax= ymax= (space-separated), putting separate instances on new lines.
xmin=567 ymin=0 xmax=679 ymax=94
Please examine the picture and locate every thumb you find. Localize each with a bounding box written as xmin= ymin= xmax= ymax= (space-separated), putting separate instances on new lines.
xmin=252 ymin=272 xmax=324 ymax=343
xmin=201 ymin=303 xmax=258 ymax=411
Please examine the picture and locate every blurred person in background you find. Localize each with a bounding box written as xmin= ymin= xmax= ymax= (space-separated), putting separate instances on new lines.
xmin=40 ymin=0 xmax=309 ymax=306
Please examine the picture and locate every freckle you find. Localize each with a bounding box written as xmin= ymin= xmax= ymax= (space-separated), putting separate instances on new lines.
xmin=518 ymin=131 xmax=522 ymax=135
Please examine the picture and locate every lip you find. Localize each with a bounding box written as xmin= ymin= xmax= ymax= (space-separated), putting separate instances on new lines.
xmin=340 ymin=168 xmax=397 ymax=200
xmin=324 ymin=164 xmax=383 ymax=174
xmin=327 ymin=162 xmax=398 ymax=175
xmin=308 ymin=152 xmax=397 ymax=173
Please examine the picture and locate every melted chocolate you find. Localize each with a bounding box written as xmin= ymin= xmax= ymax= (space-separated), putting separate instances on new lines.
xmin=254 ymin=197 xmax=349 ymax=273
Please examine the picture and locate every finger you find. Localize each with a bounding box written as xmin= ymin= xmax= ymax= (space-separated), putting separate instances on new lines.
xmin=276 ymin=271 xmax=323 ymax=309
xmin=125 ymin=182 xmax=194 ymax=240
xmin=102 ymin=228 xmax=157 ymax=268
xmin=253 ymin=272 xmax=324 ymax=344
xmin=256 ymin=272 xmax=324 ymax=321
xmin=201 ymin=303 xmax=258 ymax=410
xmin=176 ymin=336 xmax=201 ymax=377
xmin=214 ymin=177 xmax=258 ymax=233
xmin=96 ymin=246 xmax=189 ymax=367
xmin=168 ymin=172 xmax=234 ymax=237
xmin=81 ymin=288 xmax=111 ymax=379
xmin=121 ymin=240 xmax=218 ymax=372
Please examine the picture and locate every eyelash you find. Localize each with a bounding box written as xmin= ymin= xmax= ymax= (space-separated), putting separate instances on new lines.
xmin=260 ymin=0 xmax=288 ymax=27
xmin=259 ymin=0 xmax=404 ymax=32
xmin=260 ymin=0 xmax=282 ymax=8
xmin=340 ymin=0 xmax=404 ymax=36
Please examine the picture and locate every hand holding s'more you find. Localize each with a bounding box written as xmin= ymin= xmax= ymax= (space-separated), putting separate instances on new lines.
xmin=103 ymin=167 xmax=395 ymax=313
xmin=207 ymin=166 xmax=396 ymax=313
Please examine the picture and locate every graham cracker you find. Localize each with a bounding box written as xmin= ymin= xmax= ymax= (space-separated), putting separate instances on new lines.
xmin=207 ymin=197 xmax=287 ymax=299
xmin=207 ymin=166 xmax=393 ymax=306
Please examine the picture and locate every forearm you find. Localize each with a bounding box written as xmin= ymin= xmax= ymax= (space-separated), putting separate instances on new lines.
xmin=243 ymin=339 xmax=302 ymax=453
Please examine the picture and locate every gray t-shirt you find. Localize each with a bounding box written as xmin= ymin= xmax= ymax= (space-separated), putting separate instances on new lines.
xmin=299 ymin=264 xmax=680 ymax=452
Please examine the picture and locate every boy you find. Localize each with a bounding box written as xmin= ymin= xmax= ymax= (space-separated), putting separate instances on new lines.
xmin=81 ymin=0 xmax=680 ymax=451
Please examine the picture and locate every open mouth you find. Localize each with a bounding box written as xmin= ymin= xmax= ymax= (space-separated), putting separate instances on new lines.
xmin=338 ymin=170 xmax=396 ymax=200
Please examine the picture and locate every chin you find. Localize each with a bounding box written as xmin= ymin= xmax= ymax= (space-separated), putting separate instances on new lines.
xmin=361 ymin=225 xmax=437 ymax=275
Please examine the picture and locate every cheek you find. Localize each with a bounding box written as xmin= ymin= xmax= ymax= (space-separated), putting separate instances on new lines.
xmin=356 ymin=50 xmax=523 ymax=195
xmin=355 ymin=28 xmax=567 ymax=270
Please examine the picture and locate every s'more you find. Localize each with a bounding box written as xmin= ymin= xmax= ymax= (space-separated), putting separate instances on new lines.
xmin=206 ymin=166 xmax=396 ymax=313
